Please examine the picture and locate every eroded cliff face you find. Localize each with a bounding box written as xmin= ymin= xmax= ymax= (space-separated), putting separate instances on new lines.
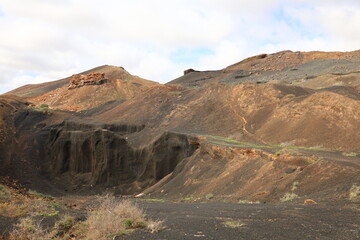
xmin=46 ymin=121 xmax=197 ymax=193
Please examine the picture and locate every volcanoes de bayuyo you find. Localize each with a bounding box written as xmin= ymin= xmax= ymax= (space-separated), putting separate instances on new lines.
xmin=1 ymin=50 xmax=360 ymax=204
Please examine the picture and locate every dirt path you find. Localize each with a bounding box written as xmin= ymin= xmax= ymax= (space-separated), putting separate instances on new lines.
xmin=124 ymin=201 xmax=360 ymax=240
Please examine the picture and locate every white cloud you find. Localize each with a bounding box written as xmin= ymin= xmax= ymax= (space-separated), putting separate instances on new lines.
xmin=0 ymin=0 xmax=359 ymax=94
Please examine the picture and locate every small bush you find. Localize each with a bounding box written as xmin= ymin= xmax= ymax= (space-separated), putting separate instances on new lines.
xmin=0 ymin=184 xmax=9 ymax=200
xmin=0 ymin=203 xmax=27 ymax=217
xmin=350 ymin=184 xmax=360 ymax=200
xmin=50 ymin=215 xmax=76 ymax=238
xmin=40 ymin=104 xmax=49 ymax=108
xmin=342 ymin=152 xmax=357 ymax=157
xmin=146 ymin=220 xmax=164 ymax=233
xmin=224 ymin=220 xmax=245 ymax=228
xmin=85 ymin=195 xmax=148 ymax=240
xmin=291 ymin=181 xmax=299 ymax=191
xmin=280 ymin=192 xmax=298 ymax=202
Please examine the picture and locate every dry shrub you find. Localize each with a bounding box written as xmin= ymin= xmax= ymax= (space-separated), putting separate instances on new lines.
xmin=0 ymin=198 xmax=57 ymax=218
xmin=50 ymin=214 xmax=76 ymax=239
xmin=0 ymin=185 xmax=10 ymax=200
xmin=0 ymin=203 xmax=27 ymax=217
xmin=146 ymin=219 xmax=165 ymax=233
xmin=25 ymin=199 xmax=55 ymax=216
xmin=85 ymin=195 xmax=146 ymax=240
xmin=7 ymin=195 xmax=164 ymax=240
xmin=280 ymin=192 xmax=298 ymax=202
xmin=350 ymin=184 xmax=360 ymax=200
xmin=8 ymin=217 xmax=48 ymax=240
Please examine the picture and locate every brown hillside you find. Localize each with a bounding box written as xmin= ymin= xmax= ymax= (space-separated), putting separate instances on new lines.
xmin=95 ymin=82 xmax=360 ymax=151
xmin=168 ymin=50 xmax=360 ymax=88
xmin=226 ymin=50 xmax=360 ymax=72
xmin=7 ymin=65 xmax=158 ymax=111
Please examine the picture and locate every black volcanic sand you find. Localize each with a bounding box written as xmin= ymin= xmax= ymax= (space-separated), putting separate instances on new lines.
xmin=124 ymin=201 xmax=360 ymax=240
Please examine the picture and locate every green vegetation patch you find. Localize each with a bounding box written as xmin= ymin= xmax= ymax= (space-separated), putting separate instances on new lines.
xmin=27 ymin=104 xmax=54 ymax=115
xmin=38 ymin=208 xmax=59 ymax=217
xmin=29 ymin=190 xmax=54 ymax=200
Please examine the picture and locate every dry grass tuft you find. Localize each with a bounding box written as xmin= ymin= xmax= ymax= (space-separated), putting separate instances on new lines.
xmin=6 ymin=194 xmax=164 ymax=240
xmin=280 ymin=192 xmax=298 ymax=202
xmin=85 ymin=195 xmax=154 ymax=240
xmin=349 ymin=184 xmax=360 ymax=200
xmin=146 ymin=220 xmax=165 ymax=233
xmin=8 ymin=217 xmax=48 ymax=240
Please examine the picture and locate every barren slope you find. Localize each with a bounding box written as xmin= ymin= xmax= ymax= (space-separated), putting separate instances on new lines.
xmin=169 ymin=50 xmax=360 ymax=88
xmin=7 ymin=65 xmax=158 ymax=111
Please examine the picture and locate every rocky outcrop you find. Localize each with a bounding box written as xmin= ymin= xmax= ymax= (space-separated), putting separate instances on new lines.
xmin=68 ymin=72 xmax=107 ymax=89
xmin=45 ymin=121 xmax=198 ymax=193
xmin=184 ymin=68 xmax=196 ymax=75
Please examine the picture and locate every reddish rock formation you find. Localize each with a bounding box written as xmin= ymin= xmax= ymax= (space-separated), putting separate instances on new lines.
xmin=68 ymin=72 xmax=107 ymax=89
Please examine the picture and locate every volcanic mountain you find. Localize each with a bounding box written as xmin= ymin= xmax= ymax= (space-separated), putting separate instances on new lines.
xmin=1 ymin=50 xmax=360 ymax=204
xmin=7 ymin=65 xmax=158 ymax=111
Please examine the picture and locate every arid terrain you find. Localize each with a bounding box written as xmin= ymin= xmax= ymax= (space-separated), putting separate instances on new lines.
xmin=1 ymin=50 xmax=360 ymax=239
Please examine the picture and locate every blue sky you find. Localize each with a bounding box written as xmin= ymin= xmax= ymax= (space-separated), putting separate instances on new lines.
xmin=0 ymin=0 xmax=359 ymax=94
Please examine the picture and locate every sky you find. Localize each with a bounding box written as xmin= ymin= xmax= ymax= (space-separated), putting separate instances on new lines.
xmin=0 ymin=0 xmax=359 ymax=94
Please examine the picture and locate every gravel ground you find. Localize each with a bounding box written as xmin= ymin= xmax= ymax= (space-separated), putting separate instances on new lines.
xmin=123 ymin=201 xmax=360 ymax=240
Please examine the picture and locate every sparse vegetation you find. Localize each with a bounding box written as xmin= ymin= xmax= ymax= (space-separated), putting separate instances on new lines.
xmin=283 ymin=94 xmax=295 ymax=98
xmin=0 ymin=202 xmax=27 ymax=217
xmin=291 ymin=181 xmax=299 ymax=191
xmin=181 ymin=196 xmax=200 ymax=202
xmin=8 ymin=217 xmax=48 ymax=240
xmin=349 ymin=184 xmax=360 ymax=200
xmin=140 ymin=198 xmax=165 ymax=203
xmin=40 ymin=103 xmax=49 ymax=108
xmin=26 ymin=104 xmax=53 ymax=115
xmin=205 ymin=193 xmax=214 ymax=200
xmin=342 ymin=152 xmax=357 ymax=157
xmin=29 ymin=190 xmax=54 ymax=200
xmin=275 ymin=150 xmax=283 ymax=156
xmin=0 ymin=184 xmax=9 ymax=200
xmin=6 ymin=194 xmax=163 ymax=240
xmin=169 ymin=91 xmax=182 ymax=96
xmin=280 ymin=192 xmax=298 ymax=202
xmin=146 ymin=219 xmax=165 ymax=233
xmin=53 ymin=215 xmax=76 ymax=236
xmin=238 ymin=199 xmax=260 ymax=204
xmin=203 ymin=134 xmax=326 ymax=152
xmin=224 ymin=220 xmax=245 ymax=228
